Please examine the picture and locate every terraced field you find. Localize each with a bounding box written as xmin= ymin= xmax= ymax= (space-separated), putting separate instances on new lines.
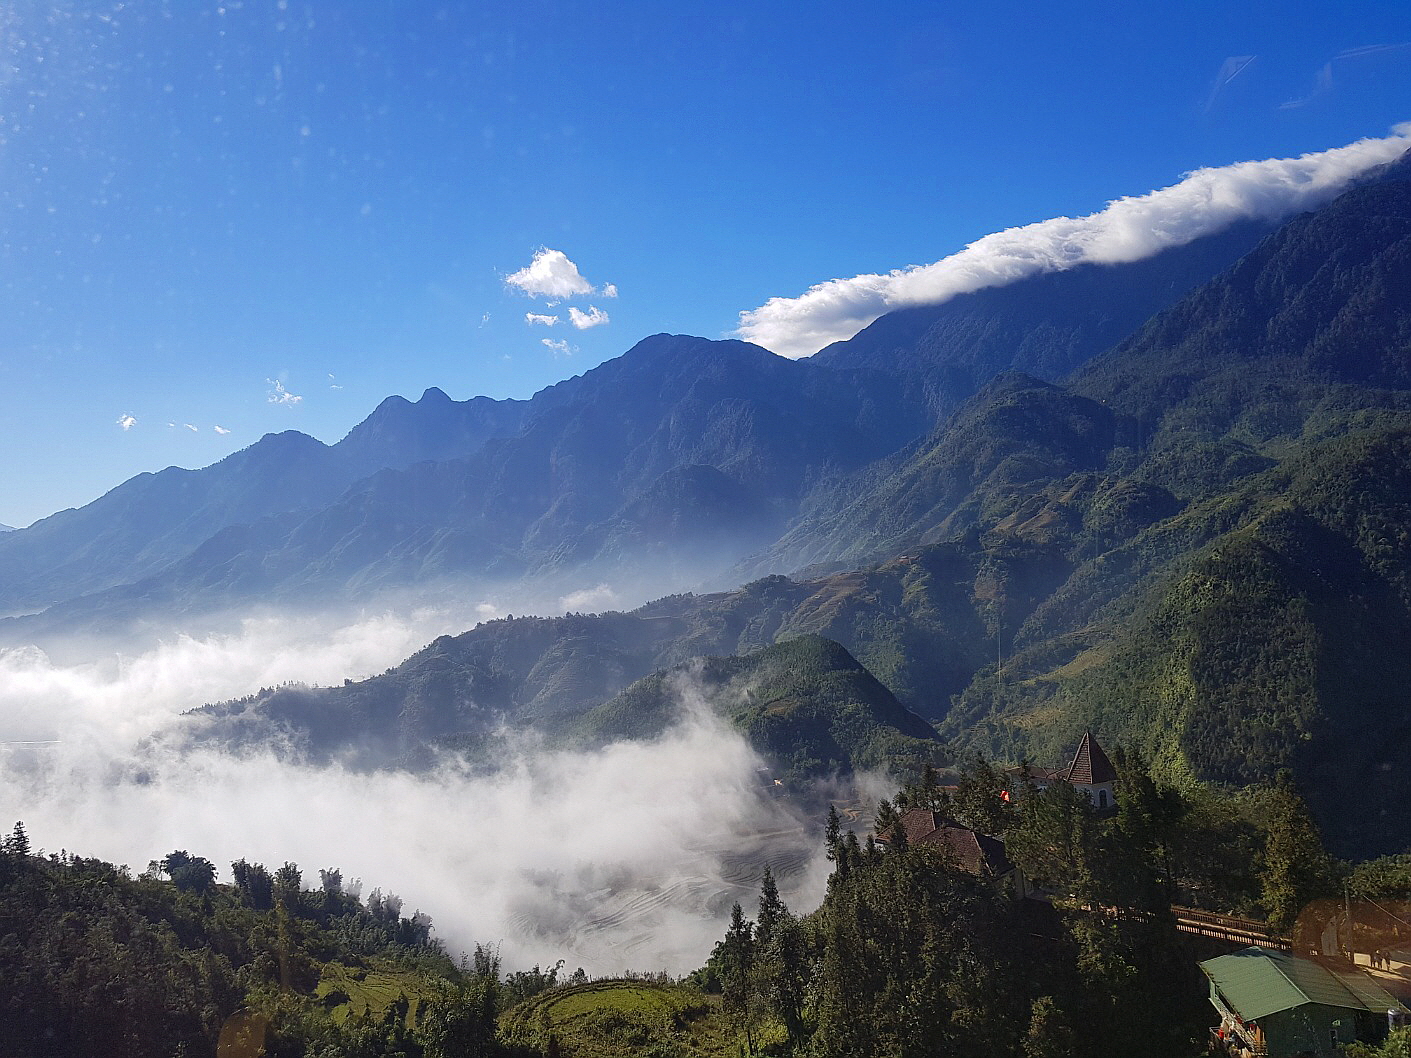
xmin=500 ymin=980 xmax=739 ymax=1058
xmin=314 ymin=960 xmax=438 ymax=1025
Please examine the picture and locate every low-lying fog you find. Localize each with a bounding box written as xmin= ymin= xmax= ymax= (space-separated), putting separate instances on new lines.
xmin=0 ymin=599 xmax=832 ymax=975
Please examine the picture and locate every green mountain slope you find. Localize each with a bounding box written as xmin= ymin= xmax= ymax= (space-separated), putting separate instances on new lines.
xmin=946 ymin=427 xmax=1411 ymax=855
xmin=565 ymin=635 xmax=940 ymax=781
xmin=1076 ymin=172 xmax=1411 ymax=416
xmin=187 ymin=552 xmax=999 ymax=766
xmin=734 ymin=372 xmax=1116 ymax=577
xmin=189 ymin=160 xmax=1411 ymax=856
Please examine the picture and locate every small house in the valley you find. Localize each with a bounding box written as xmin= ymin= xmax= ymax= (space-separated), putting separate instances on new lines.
xmin=1201 ymin=946 xmax=1409 ymax=1057
xmin=1009 ymin=730 xmax=1119 ymax=810
xmin=877 ymin=808 xmax=1031 ymax=897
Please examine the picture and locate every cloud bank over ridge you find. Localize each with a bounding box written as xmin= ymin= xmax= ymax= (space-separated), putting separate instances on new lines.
xmin=738 ymin=125 xmax=1411 ymax=359
xmin=0 ymin=610 xmax=828 ymax=975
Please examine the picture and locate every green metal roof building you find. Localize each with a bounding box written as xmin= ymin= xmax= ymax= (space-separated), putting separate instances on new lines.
xmin=1200 ymin=947 xmax=1409 ymax=1057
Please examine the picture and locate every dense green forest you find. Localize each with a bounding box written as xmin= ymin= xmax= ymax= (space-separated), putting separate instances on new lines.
xmin=688 ymin=756 xmax=1411 ymax=1058
xmin=8 ymin=751 xmax=1411 ymax=1057
xmin=559 ymin=634 xmax=942 ymax=783
xmin=0 ymin=821 xmax=506 ymax=1058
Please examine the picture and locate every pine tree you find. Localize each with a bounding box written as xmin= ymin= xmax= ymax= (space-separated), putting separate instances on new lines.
xmin=720 ymin=902 xmax=760 ymax=1054
xmin=874 ymin=797 xmax=899 ymax=838
xmin=1259 ymin=772 xmax=1335 ymax=931
xmin=756 ymin=866 xmax=784 ymax=950
xmin=6 ymin=821 xmax=30 ymax=857
xmin=952 ymin=756 xmax=1014 ymax=836
xmin=753 ymin=871 xmax=808 ymax=1049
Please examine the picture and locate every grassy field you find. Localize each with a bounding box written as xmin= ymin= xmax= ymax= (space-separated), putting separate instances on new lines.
xmin=500 ymin=979 xmax=753 ymax=1058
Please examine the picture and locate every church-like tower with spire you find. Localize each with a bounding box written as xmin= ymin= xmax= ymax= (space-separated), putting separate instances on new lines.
xmin=1009 ymin=730 xmax=1120 ymax=810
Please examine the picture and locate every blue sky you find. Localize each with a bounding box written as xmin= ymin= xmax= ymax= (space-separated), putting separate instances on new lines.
xmin=2 ymin=1 xmax=1410 ymax=528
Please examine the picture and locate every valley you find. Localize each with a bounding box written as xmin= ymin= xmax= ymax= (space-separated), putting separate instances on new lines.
xmin=5 ymin=98 xmax=1411 ymax=1056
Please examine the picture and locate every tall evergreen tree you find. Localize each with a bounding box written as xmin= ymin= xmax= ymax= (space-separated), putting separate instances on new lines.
xmin=6 ymin=821 xmax=30 ymax=857
xmin=719 ymin=901 xmax=761 ymax=1054
xmin=824 ymin=804 xmax=842 ymax=863
xmin=756 ymin=866 xmax=784 ymax=950
xmin=274 ymin=862 xmax=303 ymax=908
xmin=952 ymin=756 xmax=1015 ymax=836
xmin=752 ymin=867 xmax=809 ymax=1048
xmin=1259 ymin=771 xmax=1336 ymax=931
xmin=1007 ymin=781 xmax=1100 ymax=904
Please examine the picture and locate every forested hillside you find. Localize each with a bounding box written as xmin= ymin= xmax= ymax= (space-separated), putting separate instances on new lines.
xmin=0 ymin=822 xmax=503 ymax=1058
xmin=689 ymin=757 xmax=1411 ymax=1058
xmin=13 ymin=750 xmax=1411 ymax=1058
xmin=173 ymin=162 xmax=1411 ymax=859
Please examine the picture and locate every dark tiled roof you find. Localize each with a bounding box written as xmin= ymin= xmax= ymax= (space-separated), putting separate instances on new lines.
xmin=1006 ymin=765 xmax=1066 ymax=782
xmin=889 ymin=808 xmax=948 ymax=847
xmin=929 ymin=826 xmax=1015 ymax=878
xmin=881 ymin=809 xmax=1014 ymax=878
xmin=1065 ymin=731 xmax=1117 ymax=785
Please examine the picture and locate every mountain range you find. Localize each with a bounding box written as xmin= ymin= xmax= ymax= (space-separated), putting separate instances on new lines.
xmin=9 ymin=150 xmax=1411 ymax=856
xmin=0 ymin=215 xmax=1283 ymax=637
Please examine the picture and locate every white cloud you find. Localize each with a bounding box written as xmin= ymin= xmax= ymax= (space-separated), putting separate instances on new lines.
xmin=737 ymin=126 xmax=1411 ymax=359
xmin=542 ymin=338 xmax=575 ymax=357
xmin=601 ymin=283 xmax=619 ymax=299
xmin=0 ymin=613 xmax=829 ymax=975
xmin=559 ymin=584 xmax=618 ymax=612
xmin=525 ymin=312 xmax=560 ymax=327
xmin=506 ymin=248 xmax=595 ymax=300
xmin=214 ymin=425 xmax=231 ymax=435
xmin=184 ymin=423 xmax=198 ymax=432
xmin=266 ymin=378 xmax=303 ymax=405
xmin=568 ymin=306 xmax=610 ymax=330
xmin=115 ymin=414 xmax=136 ymax=431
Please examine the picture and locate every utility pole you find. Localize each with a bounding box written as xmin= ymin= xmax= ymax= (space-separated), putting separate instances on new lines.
xmin=1345 ymin=880 xmax=1354 ymax=963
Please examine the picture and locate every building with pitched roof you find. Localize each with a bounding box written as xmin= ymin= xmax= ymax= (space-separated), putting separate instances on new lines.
xmin=877 ymin=808 xmax=1032 ymax=897
xmin=1009 ymin=730 xmax=1119 ymax=809
xmin=1064 ymin=731 xmax=1118 ymax=808
xmin=1201 ymin=946 xmax=1409 ymax=1057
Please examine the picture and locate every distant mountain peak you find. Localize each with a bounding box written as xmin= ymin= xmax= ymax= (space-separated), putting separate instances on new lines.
xmin=369 ymin=393 xmax=413 ymax=412
xmin=623 ymin=332 xmax=769 ymax=359
xmin=256 ymin=429 xmax=324 ymax=446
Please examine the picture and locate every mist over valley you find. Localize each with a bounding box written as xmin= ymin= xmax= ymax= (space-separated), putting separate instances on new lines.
xmin=7 ymin=105 xmax=1411 ymax=1053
